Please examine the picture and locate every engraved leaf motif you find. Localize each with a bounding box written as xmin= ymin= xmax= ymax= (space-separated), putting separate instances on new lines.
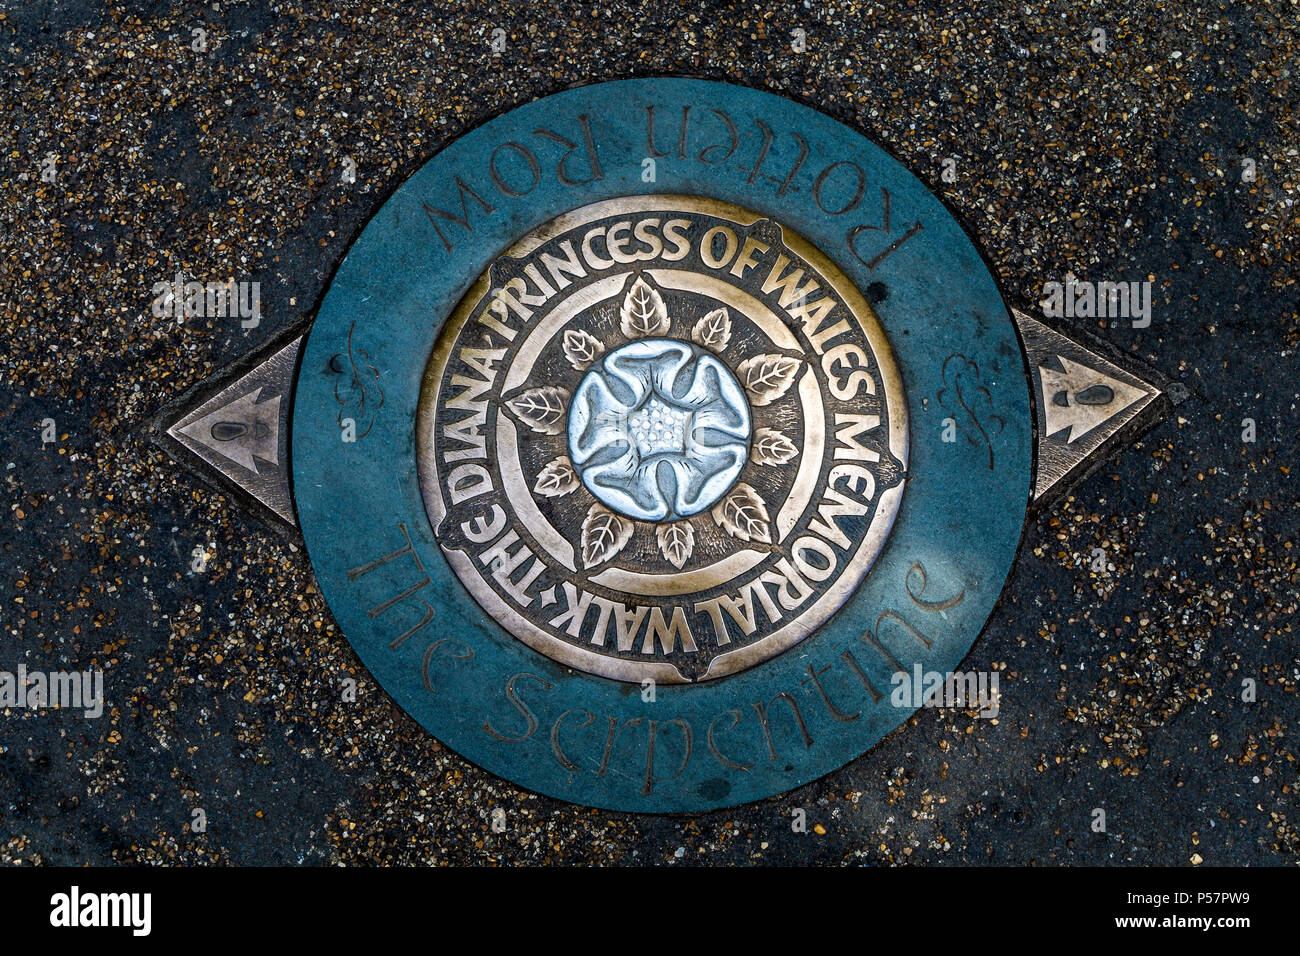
xmin=691 ymin=308 xmax=732 ymax=352
xmin=533 ymin=456 xmax=580 ymax=498
xmin=752 ymin=426 xmax=799 ymax=466
xmin=656 ymin=521 xmax=695 ymax=569
xmin=711 ymin=483 xmax=771 ymax=544
xmin=581 ymin=503 xmax=634 ymax=569
xmin=506 ymin=386 xmax=569 ymax=435
xmin=562 ymin=328 xmax=604 ymax=371
xmin=619 ymin=276 xmax=669 ymax=338
xmin=737 ymin=354 xmax=801 ymax=407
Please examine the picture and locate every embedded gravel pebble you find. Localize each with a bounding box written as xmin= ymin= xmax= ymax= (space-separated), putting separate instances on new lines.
xmin=0 ymin=0 xmax=1295 ymax=865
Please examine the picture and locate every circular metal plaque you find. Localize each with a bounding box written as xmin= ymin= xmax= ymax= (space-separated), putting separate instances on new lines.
xmin=293 ymin=78 xmax=1031 ymax=812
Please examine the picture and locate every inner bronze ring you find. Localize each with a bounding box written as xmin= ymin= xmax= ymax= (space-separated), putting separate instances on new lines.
xmin=416 ymin=195 xmax=909 ymax=684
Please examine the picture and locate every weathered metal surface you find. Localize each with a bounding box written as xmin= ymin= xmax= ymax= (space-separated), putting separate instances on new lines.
xmin=291 ymin=79 xmax=1032 ymax=811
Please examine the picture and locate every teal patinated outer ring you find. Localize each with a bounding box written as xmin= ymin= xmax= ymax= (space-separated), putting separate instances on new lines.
xmin=292 ymin=79 xmax=1031 ymax=812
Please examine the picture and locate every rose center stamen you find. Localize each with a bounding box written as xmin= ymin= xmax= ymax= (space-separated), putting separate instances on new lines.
xmin=628 ymin=397 xmax=689 ymax=457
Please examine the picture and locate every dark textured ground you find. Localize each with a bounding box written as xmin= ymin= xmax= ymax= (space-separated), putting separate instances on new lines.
xmin=0 ymin=0 xmax=1296 ymax=865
